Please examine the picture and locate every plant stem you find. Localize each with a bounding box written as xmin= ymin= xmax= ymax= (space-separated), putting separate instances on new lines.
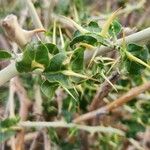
xmin=84 ymin=27 xmax=150 ymax=63
xmin=0 ymin=62 xmax=18 ymax=86
xmin=0 ymin=27 xmax=150 ymax=86
xmin=73 ymin=81 xmax=150 ymax=123
xmin=19 ymin=121 xmax=124 ymax=136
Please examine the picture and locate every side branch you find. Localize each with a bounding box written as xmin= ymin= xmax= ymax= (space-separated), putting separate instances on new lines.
xmin=73 ymin=81 xmax=150 ymax=123
xmin=19 ymin=121 xmax=124 ymax=136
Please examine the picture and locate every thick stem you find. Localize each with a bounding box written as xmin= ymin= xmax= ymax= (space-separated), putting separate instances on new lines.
xmin=84 ymin=27 xmax=150 ymax=63
xmin=0 ymin=62 xmax=18 ymax=86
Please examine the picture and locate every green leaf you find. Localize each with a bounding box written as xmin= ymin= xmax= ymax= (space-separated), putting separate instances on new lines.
xmin=70 ymin=47 xmax=85 ymax=72
xmin=0 ymin=117 xmax=19 ymax=142
xmin=34 ymin=42 xmax=50 ymax=68
xmin=122 ymin=120 xmax=145 ymax=138
xmin=128 ymin=44 xmax=148 ymax=61
xmin=86 ymin=21 xmax=101 ymax=33
xmin=47 ymin=52 xmax=66 ymax=72
xmin=16 ymin=48 xmax=33 ymax=72
xmin=70 ymin=34 xmax=97 ymax=48
xmin=0 ymin=117 xmax=20 ymax=129
xmin=16 ymin=42 xmax=49 ymax=72
xmin=124 ymin=44 xmax=149 ymax=75
xmin=109 ymin=20 xmax=122 ymax=36
xmin=0 ymin=50 xmax=12 ymax=60
xmin=125 ymin=59 xmax=142 ymax=75
xmin=41 ymin=80 xmax=58 ymax=99
xmin=45 ymin=43 xmax=59 ymax=55
xmin=45 ymin=72 xmax=71 ymax=88
xmin=70 ymin=32 xmax=107 ymax=49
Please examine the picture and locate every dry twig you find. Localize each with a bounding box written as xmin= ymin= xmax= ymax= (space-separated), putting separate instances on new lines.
xmin=73 ymin=81 xmax=150 ymax=123
xmin=88 ymin=71 xmax=120 ymax=111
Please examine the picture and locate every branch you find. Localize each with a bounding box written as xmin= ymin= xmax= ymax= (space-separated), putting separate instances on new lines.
xmin=84 ymin=27 xmax=150 ymax=63
xmin=19 ymin=121 xmax=124 ymax=136
xmin=0 ymin=27 xmax=150 ymax=86
xmin=88 ymin=71 xmax=120 ymax=111
xmin=0 ymin=62 xmax=18 ymax=86
xmin=73 ymin=81 xmax=150 ymax=123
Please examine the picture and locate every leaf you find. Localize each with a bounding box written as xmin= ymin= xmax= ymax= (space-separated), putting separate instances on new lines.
xmin=109 ymin=20 xmax=122 ymax=36
xmin=43 ymin=72 xmax=79 ymax=100
xmin=45 ymin=72 xmax=71 ymax=88
xmin=70 ymin=47 xmax=85 ymax=72
xmin=0 ymin=50 xmax=12 ymax=60
xmin=47 ymin=52 xmax=66 ymax=72
xmin=34 ymin=42 xmax=50 ymax=68
xmin=70 ymin=35 xmax=97 ymax=49
xmin=122 ymin=120 xmax=144 ymax=138
xmin=127 ymin=44 xmax=148 ymax=61
xmin=124 ymin=43 xmax=149 ymax=75
xmin=41 ymin=80 xmax=58 ymax=99
xmin=86 ymin=21 xmax=101 ymax=33
xmin=0 ymin=117 xmax=20 ymax=129
xmin=0 ymin=117 xmax=19 ymax=142
xmin=70 ymin=32 xmax=108 ymax=49
xmin=16 ymin=42 xmax=49 ymax=72
xmin=16 ymin=48 xmax=33 ymax=72
xmin=45 ymin=43 xmax=59 ymax=55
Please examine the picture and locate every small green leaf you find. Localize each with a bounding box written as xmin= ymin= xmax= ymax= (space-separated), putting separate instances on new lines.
xmin=128 ymin=44 xmax=148 ymax=61
xmin=16 ymin=42 xmax=49 ymax=72
xmin=0 ymin=117 xmax=19 ymax=142
xmin=86 ymin=21 xmax=101 ymax=33
xmin=47 ymin=52 xmax=66 ymax=72
xmin=109 ymin=20 xmax=122 ymax=36
xmin=45 ymin=72 xmax=71 ymax=88
xmin=124 ymin=43 xmax=149 ymax=75
xmin=122 ymin=120 xmax=144 ymax=138
xmin=70 ymin=35 xmax=97 ymax=48
xmin=45 ymin=43 xmax=59 ymax=55
xmin=0 ymin=117 xmax=20 ymax=129
xmin=70 ymin=47 xmax=85 ymax=72
xmin=0 ymin=50 xmax=12 ymax=60
xmin=70 ymin=32 xmax=108 ymax=49
xmin=34 ymin=42 xmax=49 ymax=68
xmin=41 ymin=80 xmax=58 ymax=99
